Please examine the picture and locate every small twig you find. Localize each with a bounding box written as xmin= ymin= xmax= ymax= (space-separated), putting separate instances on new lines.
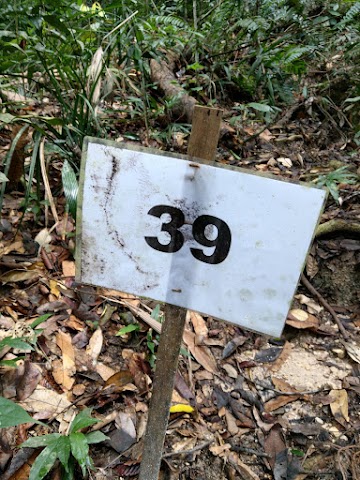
xmin=300 ymin=273 xmax=350 ymax=340
xmin=99 ymin=295 xmax=162 ymax=334
xmin=162 ymin=440 xmax=213 ymax=459
xmin=102 ymin=11 xmax=138 ymax=41
xmin=229 ymin=444 xmax=270 ymax=458
xmin=252 ymin=379 xmax=324 ymax=396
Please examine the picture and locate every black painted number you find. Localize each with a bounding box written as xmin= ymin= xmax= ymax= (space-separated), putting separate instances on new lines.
xmin=145 ymin=205 xmax=184 ymax=253
xmin=191 ymin=215 xmax=231 ymax=264
xmin=145 ymin=205 xmax=231 ymax=264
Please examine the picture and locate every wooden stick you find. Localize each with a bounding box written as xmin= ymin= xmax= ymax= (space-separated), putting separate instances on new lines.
xmin=300 ymin=273 xmax=350 ymax=340
xmin=139 ymin=106 xmax=222 ymax=480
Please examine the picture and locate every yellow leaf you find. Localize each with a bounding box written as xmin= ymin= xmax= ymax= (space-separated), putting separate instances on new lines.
xmin=50 ymin=279 xmax=61 ymax=298
xmin=92 ymin=2 xmax=105 ymax=16
xmin=169 ymin=404 xmax=194 ymax=414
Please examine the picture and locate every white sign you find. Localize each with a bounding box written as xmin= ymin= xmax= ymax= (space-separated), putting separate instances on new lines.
xmin=76 ymin=138 xmax=326 ymax=337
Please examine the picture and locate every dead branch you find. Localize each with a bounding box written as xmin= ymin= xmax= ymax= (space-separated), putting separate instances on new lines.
xmin=150 ymin=54 xmax=196 ymax=123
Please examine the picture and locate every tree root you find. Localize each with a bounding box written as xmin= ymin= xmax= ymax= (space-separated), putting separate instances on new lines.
xmin=316 ymin=219 xmax=360 ymax=238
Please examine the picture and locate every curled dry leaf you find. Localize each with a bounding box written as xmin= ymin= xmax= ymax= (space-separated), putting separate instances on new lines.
xmin=222 ymin=335 xmax=247 ymax=359
xmin=190 ymin=311 xmax=208 ymax=343
xmin=341 ymin=339 xmax=360 ymax=364
xmin=277 ymin=157 xmax=292 ymax=168
xmin=183 ymin=330 xmax=218 ymax=374
xmin=286 ymin=309 xmax=319 ymax=329
xmin=295 ymin=294 xmax=323 ymax=314
xmin=269 ymin=341 xmax=293 ymax=372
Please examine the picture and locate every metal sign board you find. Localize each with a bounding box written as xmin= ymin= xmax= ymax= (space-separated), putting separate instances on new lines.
xmin=76 ymin=137 xmax=326 ymax=337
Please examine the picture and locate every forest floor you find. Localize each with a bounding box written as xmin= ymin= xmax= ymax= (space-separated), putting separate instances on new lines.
xmin=0 ymin=100 xmax=359 ymax=480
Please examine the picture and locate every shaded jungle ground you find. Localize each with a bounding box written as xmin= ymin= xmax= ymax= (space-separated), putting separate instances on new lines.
xmin=0 ymin=2 xmax=360 ymax=479
xmin=0 ymin=97 xmax=359 ymax=479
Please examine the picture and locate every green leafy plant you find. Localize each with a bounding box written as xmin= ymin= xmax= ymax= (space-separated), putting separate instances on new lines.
xmin=116 ymin=323 xmax=140 ymax=336
xmin=313 ymin=166 xmax=358 ymax=203
xmin=20 ymin=407 xmax=108 ymax=480
xmin=0 ymin=396 xmax=44 ymax=428
xmin=3 ymin=399 xmax=97 ymax=479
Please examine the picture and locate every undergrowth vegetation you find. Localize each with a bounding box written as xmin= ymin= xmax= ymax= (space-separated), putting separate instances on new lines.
xmin=0 ymin=0 xmax=359 ymax=213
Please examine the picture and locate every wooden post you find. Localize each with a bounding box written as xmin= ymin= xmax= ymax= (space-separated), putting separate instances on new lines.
xmin=138 ymin=106 xmax=222 ymax=480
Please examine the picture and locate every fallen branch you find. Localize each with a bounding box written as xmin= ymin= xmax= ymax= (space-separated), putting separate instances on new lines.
xmin=150 ymin=55 xmax=233 ymax=138
xmin=316 ymin=219 xmax=360 ymax=238
xmin=150 ymin=54 xmax=196 ymax=123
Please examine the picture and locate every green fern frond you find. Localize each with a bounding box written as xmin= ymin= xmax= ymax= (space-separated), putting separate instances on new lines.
xmin=282 ymin=46 xmax=314 ymax=66
xmin=148 ymin=15 xmax=188 ymax=29
xmin=338 ymin=2 xmax=360 ymax=27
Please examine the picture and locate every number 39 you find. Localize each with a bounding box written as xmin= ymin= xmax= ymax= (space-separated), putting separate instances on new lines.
xmin=144 ymin=205 xmax=231 ymax=264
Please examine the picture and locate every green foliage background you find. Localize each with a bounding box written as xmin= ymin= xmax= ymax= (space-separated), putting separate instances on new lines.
xmin=0 ymin=0 xmax=359 ymax=175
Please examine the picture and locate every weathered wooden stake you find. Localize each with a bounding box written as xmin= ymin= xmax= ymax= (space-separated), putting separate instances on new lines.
xmin=139 ymin=106 xmax=222 ymax=480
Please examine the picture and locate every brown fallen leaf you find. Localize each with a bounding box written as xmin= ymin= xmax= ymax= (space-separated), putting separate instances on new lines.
xmin=341 ymin=339 xmax=360 ymax=364
xmin=225 ymin=409 xmax=239 ymax=436
xmin=15 ymin=360 xmax=41 ymax=401
xmin=306 ymin=254 xmax=319 ymax=278
xmin=104 ymin=370 xmax=133 ymax=390
xmin=228 ymin=451 xmax=260 ymax=480
xmin=264 ymin=423 xmax=286 ymax=470
xmin=0 ymin=269 xmax=41 ymax=284
xmin=209 ymin=443 xmax=231 ymax=457
xmin=286 ymin=309 xmax=319 ymax=330
xmin=269 ymin=341 xmax=292 ymax=372
xmin=271 ymin=377 xmax=299 ymax=393
xmin=329 ymin=389 xmax=349 ymax=427
xmin=62 ymin=259 xmax=75 ymax=277
xmin=19 ymin=385 xmax=72 ymax=420
xmin=264 ymin=394 xmax=300 ymax=413
xmin=53 ymin=331 xmax=76 ymax=390
xmin=183 ymin=330 xmax=218 ymax=374
xmin=0 ymin=239 xmax=25 ymax=256
xmin=86 ymin=328 xmax=103 ymax=364
xmin=190 ymin=311 xmax=208 ymax=343
xmin=49 ymin=279 xmax=61 ymax=298
xmin=295 ymin=294 xmax=323 ymax=314
xmin=174 ymin=372 xmax=195 ymax=404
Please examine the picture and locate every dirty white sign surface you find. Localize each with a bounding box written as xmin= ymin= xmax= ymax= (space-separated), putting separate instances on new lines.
xmin=76 ymin=138 xmax=326 ymax=336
